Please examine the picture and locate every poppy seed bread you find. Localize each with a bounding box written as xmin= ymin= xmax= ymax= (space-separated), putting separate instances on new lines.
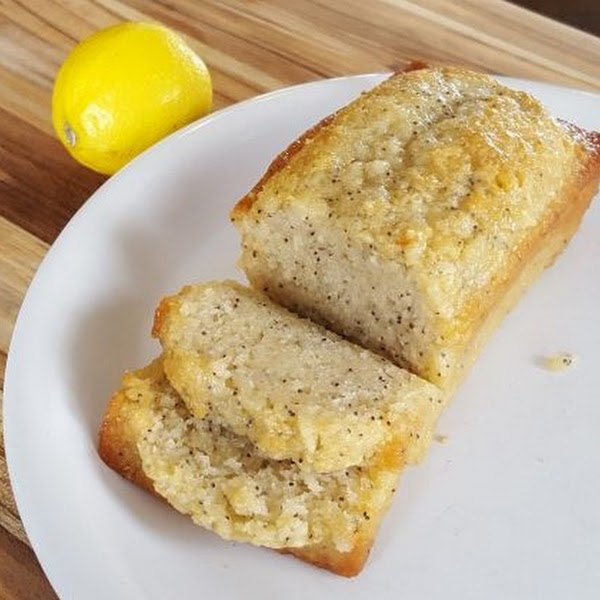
xmin=231 ymin=66 xmax=600 ymax=390
xmin=98 ymin=357 xmax=406 ymax=576
xmin=153 ymin=280 xmax=443 ymax=473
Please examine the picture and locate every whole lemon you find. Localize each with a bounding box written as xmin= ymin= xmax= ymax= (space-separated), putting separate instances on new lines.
xmin=52 ymin=22 xmax=212 ymax=175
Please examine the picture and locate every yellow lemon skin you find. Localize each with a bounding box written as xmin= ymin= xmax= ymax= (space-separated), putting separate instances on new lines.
xmin=52 ymin=22 xmax=212 ymax=175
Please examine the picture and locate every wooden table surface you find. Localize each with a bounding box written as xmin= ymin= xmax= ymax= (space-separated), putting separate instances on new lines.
xmin=1 ymin=1 xmax=599 ymax=597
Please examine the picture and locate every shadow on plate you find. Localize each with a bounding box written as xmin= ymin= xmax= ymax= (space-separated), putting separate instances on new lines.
xmin=65 ymin=227 xmax=164 ymax=438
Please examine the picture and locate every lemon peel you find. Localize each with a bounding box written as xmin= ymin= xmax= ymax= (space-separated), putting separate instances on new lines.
xmin=52 ymin=22 xmax=212 ymax=175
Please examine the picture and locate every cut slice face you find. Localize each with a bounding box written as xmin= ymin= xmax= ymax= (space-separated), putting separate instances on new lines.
xmin=98 ymin=357 xmax=405 ymax=575
xmin=153 ymin=280 xmax=444 ymax=472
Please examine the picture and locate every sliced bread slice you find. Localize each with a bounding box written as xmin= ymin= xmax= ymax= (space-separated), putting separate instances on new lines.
xmin=153 ymin=280 xmax=443 ymax=473
xmin=98 ymin=357 xmax=405 ymax=576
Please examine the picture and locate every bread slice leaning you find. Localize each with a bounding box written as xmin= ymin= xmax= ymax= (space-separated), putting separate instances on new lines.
xmin=153 ymin=280 xmax=443 ymax=473
xmin=231 ymin=66 xmax=600 ymax=392
xmin=98 ymin=357 xmax=406 ymax=576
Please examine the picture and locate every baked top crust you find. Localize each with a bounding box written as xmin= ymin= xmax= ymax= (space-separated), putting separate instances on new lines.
xmin=232 ymin=66 xmax=598 ymax=322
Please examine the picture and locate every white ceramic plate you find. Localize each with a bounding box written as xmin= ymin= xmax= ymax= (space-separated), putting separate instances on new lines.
xmin=5 ymin=74 xmax=600 ymax=600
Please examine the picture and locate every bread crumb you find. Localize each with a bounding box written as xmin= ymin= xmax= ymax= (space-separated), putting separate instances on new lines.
xmin=543 ymin=352 xmax=576 ymax=372
xmin=434 ymin=434 xmax=448 ymax=444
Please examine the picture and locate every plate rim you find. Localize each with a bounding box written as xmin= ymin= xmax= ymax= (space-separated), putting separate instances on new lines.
xmin=4 ymin=72 xmax=600 ymax=599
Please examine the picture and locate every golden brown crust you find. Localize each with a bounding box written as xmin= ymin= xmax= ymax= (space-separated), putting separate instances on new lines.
xmin=441 ymin=127 xmax=600 ymax=393
xmin=444 ymin=147 xmax=600 ymax=394
xmin=281 ymin=536 xmax=373 ymax=577
xmin=231 ymin=112 xmax=337 ymax=222
xmin=230 ymin=62 xmax=432 ymax=222
xmin=399 ymin=60 xmax=429 ymax=73
xmin=151 ymin=295 xmax=178 ymax=339
xmin=98 ymin=388 xmax=155 ymax=495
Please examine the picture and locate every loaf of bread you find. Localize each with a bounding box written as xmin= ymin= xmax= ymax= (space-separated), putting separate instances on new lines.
xmin=153 ymin=280 xmax=443 ymax=472
xmin=231 ymin=66 xmax=600 ymax=390
xmin=98 ymin=66 xmax=600 ymax=577
xmin=98 ymin=357 xmax=406 ymax=576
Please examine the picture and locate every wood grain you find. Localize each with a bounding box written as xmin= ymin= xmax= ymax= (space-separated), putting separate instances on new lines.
xmin=0 ymin=218 xmax=48 ymax=351
xmin=0 ymin=218 xmax=46 ymax=548
xmin=0 ymin=108 xmax=106 ymax=244
xmin=0 ymin=1 xmax=598 ymax=598
xmin=0 ymin=522 xmax=57 ymax=600
xmin=515 ymin=0 xmax=600 ymax=37
xmin=0 ymin=389 xmax=28 ymax=547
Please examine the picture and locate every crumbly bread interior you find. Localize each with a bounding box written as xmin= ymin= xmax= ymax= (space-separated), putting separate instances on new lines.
xmin=237 ymin=215 xmax=440 ymax=377
xmin=154 ymin=280 xmax=443 ymax=472
xmin=108 ymin=358 xmax=403 ymax=558
xmin=232 ymin=67 xmax=600 ymax=388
